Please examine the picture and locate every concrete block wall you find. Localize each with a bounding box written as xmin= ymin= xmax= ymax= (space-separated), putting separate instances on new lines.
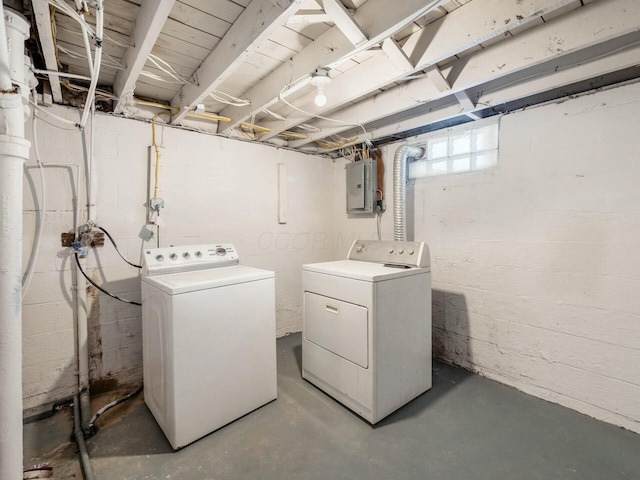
xmin=335 ymin=82 xmax=639 ymax=432
xmin=22 ymin=106 xmax=335 ymax=410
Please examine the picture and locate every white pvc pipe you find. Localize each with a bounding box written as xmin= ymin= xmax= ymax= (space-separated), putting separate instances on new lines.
xmin=76 ymin=255 xmax=89 ymax=393
xmin=0 ymin=5 xmax=31 ymax=478
xmin=79 ymin=0 xmax=103 ymax=128
xmin=0 ymin=134 xmax=30 ymax=480
xmin=0 ymin=6 xmax=12 ymax=91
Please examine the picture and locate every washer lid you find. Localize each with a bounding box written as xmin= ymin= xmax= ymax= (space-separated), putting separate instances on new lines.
xmin=141 ymin=265 xmax=274 ymax=295
xmin=302 ymin=260 xmax=429 ymax=282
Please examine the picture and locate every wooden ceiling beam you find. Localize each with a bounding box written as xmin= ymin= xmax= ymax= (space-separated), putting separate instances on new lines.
xmin=170 ymin=0 xmax=306 ymax=125
xmin=259 ymin=0 xmax=584 ymax=142
xmin=113 ymin=0 xmax=175 ymax=113
xmin=321 ymin=0 xmax=367 ymax=47
xmin=293 ymin=0 xmax=639 ymax=150
xmin=218 ymin=0 xmax=445 ymax=134
xmin=32 ymin=0 xmax=62 ymax=103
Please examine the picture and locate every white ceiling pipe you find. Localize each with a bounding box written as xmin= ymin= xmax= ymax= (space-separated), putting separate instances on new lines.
xmin=0 ymin=6 xmax=31 ymax=478
xmin=393 ymin=144 xmax=424 ymax=241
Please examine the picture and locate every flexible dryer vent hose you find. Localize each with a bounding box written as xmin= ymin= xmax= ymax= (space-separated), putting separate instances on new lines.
xmin=393 ymin=145 xmax=425 ymax=241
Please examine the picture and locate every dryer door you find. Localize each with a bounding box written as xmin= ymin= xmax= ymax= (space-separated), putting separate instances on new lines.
xmin=304 ymin=292 xmax=368 ymax=368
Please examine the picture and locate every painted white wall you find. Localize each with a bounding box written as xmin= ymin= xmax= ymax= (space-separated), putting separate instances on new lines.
xmin=333 ymin=82 xmax=640 ymax=433
xmin=22 ymin=107 xmax=335 ymax=410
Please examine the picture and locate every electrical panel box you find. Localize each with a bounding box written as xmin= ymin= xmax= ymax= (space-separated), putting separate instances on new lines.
xmin=346 ymin=159 xmax=377 ymax=215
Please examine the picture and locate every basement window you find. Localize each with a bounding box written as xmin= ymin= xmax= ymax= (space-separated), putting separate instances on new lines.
xmin=408 ymin=119 xmax=499 ymax=179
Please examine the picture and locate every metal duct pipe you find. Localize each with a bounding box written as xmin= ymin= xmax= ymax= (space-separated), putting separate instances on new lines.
xmin=0 ymin=6 xmax=30 ymax=479
xmin=393 ymin=144 xmax=425 ymax=241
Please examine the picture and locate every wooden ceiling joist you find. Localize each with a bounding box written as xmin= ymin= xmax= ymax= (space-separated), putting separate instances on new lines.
xmin=258 ymin=0 xmax=584 ymax=142
xmin=169 ymin=0 xmax=307 ymax=125
xmin=217 ymin=0 xmax=446 ymax=134
xmin=113 ymin=0 xmax=175 ymax=113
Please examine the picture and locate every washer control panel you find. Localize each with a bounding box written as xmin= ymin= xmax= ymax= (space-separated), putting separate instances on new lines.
xmin=347 ymin=239 xmax=430 ymax=268
xmin=142 ymin=244 xmax=239 ymax=276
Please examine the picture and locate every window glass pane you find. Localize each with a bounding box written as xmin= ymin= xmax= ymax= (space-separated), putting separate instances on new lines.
xmin=449 ymin=131 xmax=471 ymax=156
xmin=451 ymin=156 xmax=471 ymax=173
xmin=428 ymin=136 xmax=448 ymax=159
xmin=406 ymin=119 xmax=499 ymax=179
xmin=473 ymin=151 xmax=498 ymax=170
xmin=428 ymin=160 xmax=447 ymax=175
xmin=408 ymin=160 xmax=428 ymax=178
xmin=473 ymin=124 xmax=498 ymax=151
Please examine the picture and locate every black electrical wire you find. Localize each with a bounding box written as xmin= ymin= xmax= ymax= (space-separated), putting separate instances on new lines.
xmin=96 ymin=225 xmax=142 ymax=269
xmin=74 ymin=253 xmax=141 ymax=306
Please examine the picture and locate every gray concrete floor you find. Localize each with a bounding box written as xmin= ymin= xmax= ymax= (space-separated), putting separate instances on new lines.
xmin=24 ymin=333 xmax=640 ymax=479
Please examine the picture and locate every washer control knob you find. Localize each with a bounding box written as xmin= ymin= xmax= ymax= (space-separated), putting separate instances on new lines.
xmin=388 ymin=248 xmax=394 ymax=254
xmin=408 ymin=249 xmax=415 ymax=255
xmin=155 ymin=254 xmax=164 ymax=262
xmin=182 ymin=252 xmax=190 ymax=259
xmin=169 ymin=253 xmax=177 ymax=260
xmin=398 ymin=248 xmax=404 ymax=254
xmin=215 ymin=247 xmax=227 ymax=256
xmin=195 ymin=251 xmax=202 ymax=258
xmin=355 ymin=244 xmax=365 ymax=254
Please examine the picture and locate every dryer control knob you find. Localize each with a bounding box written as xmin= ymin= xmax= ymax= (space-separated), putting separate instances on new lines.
xmin=155 ymin=254 xmax=164 ymax=262
xmin=408 ymin=249 xmax=415 ymax=255
xmin=169 ymin=253 xmax=177 ymax=260
xmin=388 ymin=248 xmax=394 ymax=254
xmin=398 ymin=248 xmax=404 ymax=254
xmin=355 ymin=244 xmax=365 ymax=253
xmin=215 ymin=247 xmax=227 ymax=256
xmin=195 ymin=251 xmax=202 ymax=257
xmin=182 ymin=252 xmax=190 ymax=259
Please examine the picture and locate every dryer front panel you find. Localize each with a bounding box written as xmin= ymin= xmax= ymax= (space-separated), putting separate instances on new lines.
xmin=304 ymin=292 xmax=368 ymax=368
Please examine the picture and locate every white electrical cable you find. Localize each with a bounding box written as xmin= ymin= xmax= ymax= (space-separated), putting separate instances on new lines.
xmin=139 ymin=70 xmax=186 ymax=85
xmin=209 ymin=90 xmax=251 ymax=107
xmin=262 ymin=108 xmax=285 ymax=121
xmin=278 ymin=82 xmax=372 ymax=147
xmin=57 ymin=44 xmax=124 ymax=72
xmin=29 ymin=99 xmax=78 ymax=127
xmin=23 ymin=92 xmax=46 ymax=295
xmin=148 ymin=54 xmax=193 ymax=84
xmin=376 ymin=211 xmax=382 ymax=241
xmin=298 ymin=123 xmax=322 ymax=133
xmin=31 ymin=67 xmax=92 ymax=81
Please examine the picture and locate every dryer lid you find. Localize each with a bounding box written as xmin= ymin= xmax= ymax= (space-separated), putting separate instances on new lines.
xmin=302 ymin=260 xmax=429 ymax=282
xmin=141 ymin=265 xmax=274 ymax=295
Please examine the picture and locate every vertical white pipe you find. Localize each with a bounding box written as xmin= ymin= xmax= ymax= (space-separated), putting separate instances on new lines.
xmin=0 ymin=135 xmax=29 ymax=480
xmin=76 ymin=256 xmax=89 ymax=393
xmin=0 ymin=6 xmax=30 ymax=478
xmin=79 ymin=0 xmax=103 ymax=129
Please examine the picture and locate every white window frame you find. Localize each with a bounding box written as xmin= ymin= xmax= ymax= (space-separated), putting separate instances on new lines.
xmin=407 ymin=117 xmax=500 ymax=179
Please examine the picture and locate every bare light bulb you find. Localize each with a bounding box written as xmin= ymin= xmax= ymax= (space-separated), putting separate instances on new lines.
xmin=315 ymin=89 xmax=327 ymax=107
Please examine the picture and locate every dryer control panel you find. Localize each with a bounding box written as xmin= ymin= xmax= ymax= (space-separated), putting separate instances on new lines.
xmin=142 ymin=244 xmax=239 ymax=276
xmin=348 ymin=239 xmax=430 ymax=268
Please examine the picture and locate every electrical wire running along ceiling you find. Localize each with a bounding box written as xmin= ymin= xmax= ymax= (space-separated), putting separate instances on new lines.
xmin=22 ymin=0 xmax=640 ymax=154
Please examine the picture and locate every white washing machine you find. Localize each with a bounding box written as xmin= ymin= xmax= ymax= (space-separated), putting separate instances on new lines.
xmin=141 ymin=244 xmax=277 ymax=449
xmin=302 ymin=239 xmax=431 ymax=424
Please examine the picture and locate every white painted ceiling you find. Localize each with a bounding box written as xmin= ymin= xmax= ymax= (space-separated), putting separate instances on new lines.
xmin=24 ymin=0 xmax=640 ymax=152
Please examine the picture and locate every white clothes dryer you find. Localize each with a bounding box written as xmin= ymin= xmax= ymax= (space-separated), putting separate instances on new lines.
xmin=141 ymin=244 xmax=276 ymax=449
xmin=302 ymin=240 xmax=431 ymax=424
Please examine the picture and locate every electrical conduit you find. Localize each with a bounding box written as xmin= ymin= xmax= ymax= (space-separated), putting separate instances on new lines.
xmin=393 ymin=145 xmax=425 ymax=241
xmin=0 ymin=6 xmax=30 ymax=479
